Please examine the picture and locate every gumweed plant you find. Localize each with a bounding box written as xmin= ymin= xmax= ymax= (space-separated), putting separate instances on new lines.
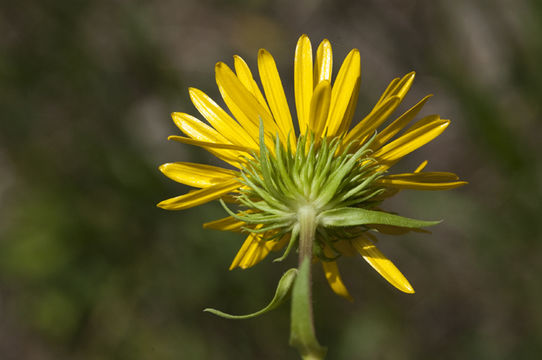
xmin=158 ymin=35 xmax=466 ymax=359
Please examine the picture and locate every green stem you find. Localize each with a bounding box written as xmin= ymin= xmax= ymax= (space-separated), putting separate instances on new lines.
xmin=290 ymin=206 xmax=327 ymax=360
xmin=298 ymin=206 xmax=316 ymax=263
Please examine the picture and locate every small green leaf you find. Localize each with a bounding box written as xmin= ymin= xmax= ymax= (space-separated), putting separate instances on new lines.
xmin=203 ymin=268 xmax=297 ymax=319
xmin=320 ymin=207 xmax=441 ymax=228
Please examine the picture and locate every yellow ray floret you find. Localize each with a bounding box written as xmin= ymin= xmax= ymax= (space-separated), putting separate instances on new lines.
xmin=203 ymin=215 xmax=250 ymax=232
xmin=351 ymin=235 xmax=415 ymax=294
xmin=321 ymin=260 xmax=353 ymax=302
xmin=294 ymin=34 xmax=313 ymax=134
xmin=321 ymin=246 xmax=353 ymax=301
xmin=372 ymin=95 xmax=433 ymax=150
xmin=325 ymin=48 xmax=360 ymax=137
xmin=337 ymin=74 xmax=360 ymax=136
xmin=215 ymin=62 xmax=280 ymax=149
xmin=314 ymin=39 xmax=332 ymax=85
xmin=344 ymin=95 xmax=401 ymax=145
xmin=159 ymin=162 xmax=238 ymax=188
xmin=189 ymin=87 xmax=258 ymax=149
xmin=230 ymin=230 xmax=288 ymax=270
xmin=378 ymin=171 xmax=468 ymax=190
xmin=157 ymin=178 xmax=240 ymax=211
xmin=374 ymin=119 xmax=450 ymax=169
xmin=258 ymin=49 xmax=296 ymax=148
xmin=308 ymin=80 xmax=331 ymax=138
xmin=233 ymin=55 xmax=272 ymax=114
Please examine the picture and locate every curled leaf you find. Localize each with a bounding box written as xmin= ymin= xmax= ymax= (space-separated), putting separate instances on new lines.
xmin=203 ymin=268 xmax=297 ymax=319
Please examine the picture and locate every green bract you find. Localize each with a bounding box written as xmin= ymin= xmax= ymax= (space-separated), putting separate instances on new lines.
xmin=220 ymin=123 xmax=438 ymax=266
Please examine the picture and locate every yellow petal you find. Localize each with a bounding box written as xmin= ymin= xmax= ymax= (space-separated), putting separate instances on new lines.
xmin=159 ymin=162 xmax=238 ymax=188
xmin=215 ymin=62 xmax=278 ymax=151
xmin=344 ymin=95 xmax=401 ymax=145
xmin=258 ymin=49 xmax=295 ymax=146
xmin=377 ymin=173 xmax=467 ymax=190
xmin=167 ymin=136 xmax=246 ymax=167
xmin=351 ymin=235 xmax=414 ymax=294
xmin=389 ymin=71 xmax=416 ymax=100
xmin=230 ymin=226 xmax=274 ymax=270
xmin=216 ymin=82 xmax=260 ymax=145
xmin=414 ymin=160 xmax=428 ymax=173
xmin=382 ymin=181 xmax=463 ymax=191
xmin=374 ymin=77 xmax=399 ymax=108
xmin=294 ymin=34 xmax=313 ymax=134
xmin=375 ymin=72 xmax=415 ymax=107
xmin=383 ymin=171 xmax=460 ymax=181
xmin=189 ymin=87 xmax=258 ymax=149
xmin=314 ymin=39 xmax=332 ymax=85
xmin=167 ymin=135 xmax=252 ymax=152
xmin=203 ymin=215 xmax=246 ymax=232
xmin=231 ymin=232 xmax=289 ymax=270
xmin=157 ymin=178 xmax=240 ymax=211
xmin=245 ymin=234 xmax=289 ymax=265
xmin=321 ymin=260 xmax=353 ymax=301
xmin=336 ymin=76 xmax=360 ymax=136
xmin=170 ymin=113 xmax=247 ymax=166
xmin=233 ymin=55 xmax=271 ymax=113
xmin=238 ymin=235 xmax=271 ymax=269
xmin=325 ymin=49 xmax=361 ymax=137
xmin=373 ymin=119 xmax=450 ymax=169
xmin=308 ymin=80 xmax=331 ymax=137
xmin=368 ymin=71 xmax=418 ymax=137
xmin=171 ymin=112 xmax=229 ymax=143
xmin=372 ymin=95 xmax=432 ymax=150
xmin=229 ymin=231 xmax=259 ymax=270
xmin=404 ymin=114 xmax=441 ymax=133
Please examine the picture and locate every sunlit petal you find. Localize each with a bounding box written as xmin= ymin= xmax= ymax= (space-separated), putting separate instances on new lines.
xmin=308 ymin=80 xmax=331 ymax=138
xmin=215 ymin=62 xmax=279 ymax=150
xmin=233 ymin=55 xmax=271 ymax=113
xmin=189 ymin=87 xmax=258 ymax=149
xmin=373 ymin=119 xmax=450 ymax=169
xmin=294 ymin=34 xmax=313 ymax=134
xmin=325 ymin=49 xmax=361 ymax=137
xmin=258 ymin=49 xmax=296 ymax=147
xmin=314 ymin=39 xmax=332 ymax=85
xmin=159 ymin=162 xmax=238 ymax=188
xmin=352 ymin=235 xmax=414 ymax=294
xmin=157 ymin=178 xmax=240 ymax=211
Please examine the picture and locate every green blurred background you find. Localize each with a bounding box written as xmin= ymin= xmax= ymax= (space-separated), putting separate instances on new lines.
xmin=1 ymin=0 xmax=541 ymax=359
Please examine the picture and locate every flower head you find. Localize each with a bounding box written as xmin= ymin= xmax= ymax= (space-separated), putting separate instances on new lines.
xmin=158 ymin=34 xmax=466 ymax=300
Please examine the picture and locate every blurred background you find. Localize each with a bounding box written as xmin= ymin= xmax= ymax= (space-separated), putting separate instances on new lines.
xmin=1 ymin=0 xmax=541 ymax=359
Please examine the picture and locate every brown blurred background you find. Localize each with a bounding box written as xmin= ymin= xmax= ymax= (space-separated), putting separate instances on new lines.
xmin=1 ymin=0 xmax=541 ymax=359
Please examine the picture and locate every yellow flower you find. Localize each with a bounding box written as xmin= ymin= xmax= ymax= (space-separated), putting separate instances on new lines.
xmin=158 ymin=34 xmax=466 ymax=300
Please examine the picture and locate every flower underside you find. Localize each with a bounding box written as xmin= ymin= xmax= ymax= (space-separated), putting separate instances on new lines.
xmin=158 ymin=34 xmax=467 ymax=359
xmin=223 ymin=123 xmax=385 ymax=260
xmin=158 ymin=34 xmax=467 ymax=302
